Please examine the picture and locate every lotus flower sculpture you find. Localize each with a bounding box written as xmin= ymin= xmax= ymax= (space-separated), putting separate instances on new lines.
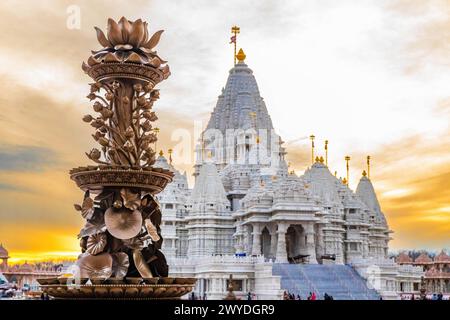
xmin=83 ymin=17 xmax=170 ymax=72
xmin=39 ymin=18 xmax=197 ymax=300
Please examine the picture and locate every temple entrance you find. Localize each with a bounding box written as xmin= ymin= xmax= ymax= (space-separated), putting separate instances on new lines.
xmin=261 ymin=227 xmax=271 ymax=258
xmin=286 ymin=225 xmax=307 ymax=263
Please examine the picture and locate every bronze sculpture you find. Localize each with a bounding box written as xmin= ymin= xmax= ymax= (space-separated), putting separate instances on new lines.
xmin=38 ymin=17 xmax=196 ymax=299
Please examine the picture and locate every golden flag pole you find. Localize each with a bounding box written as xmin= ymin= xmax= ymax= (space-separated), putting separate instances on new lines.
xmin=345 ymin=155 xmax=351 ymax=185
xmin=231 ymin=26 xmax=240 ymax=66
xmin=367 ymin=155 xmax=371 ymax=179
xmin=325 ymin=140 xmax=329 ymax=166
xmin=309 ymin=135 xmax=315 ymax=165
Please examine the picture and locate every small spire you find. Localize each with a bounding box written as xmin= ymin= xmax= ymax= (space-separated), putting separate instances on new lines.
xmin=236 ymin=48 xmax=246 ymax=63
xmin=342 ymin=177 xmax=348 ymax=185
xmin=324 ymin=140 xmax=329 ymax=166
xmin=309 ymin=134 xmax=315 ymax=165
xmin=168 ymin=148 xmax=173 ymax=164
xmin=159 ymin=150 xmax=164 ymax=157
xmin=362 ymin=170 xmax=367 ymax=177
xmin=315 ymin=156 xmax=320 ymax=163
xmin=319 ymin=156 xmax=324 ymax=163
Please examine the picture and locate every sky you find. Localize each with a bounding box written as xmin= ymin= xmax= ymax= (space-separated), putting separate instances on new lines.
xmin=0 ymin=0 xmax=449 ymax=263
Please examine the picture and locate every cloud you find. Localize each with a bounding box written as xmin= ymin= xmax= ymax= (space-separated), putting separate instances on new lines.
xmin=0 ymin=145 xmax=57 ymax=171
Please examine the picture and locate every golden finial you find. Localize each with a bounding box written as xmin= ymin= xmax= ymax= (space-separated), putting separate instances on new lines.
xmin=289 ymin=170 xmax=295 ymax=175
xmin=334 ymin=171 xmax=337 ymax=177
xmin=319 ymin=156 xmax=324 ymax=163
xmin=236 ymin=48 xmax=246 ymax=63
xmin=315 ymin=156 xmax=320 ymax=163
xmin=362 ymin=170 xmax=367 ymax=177
xmin=159 ymin=150 xmax=164 ymax=157
xmin=324 ymin=140 xmax=328 ymax=166
xmin=309 ymin=135 xmax=315 ymax=165
xmin=342 ymin=177 xmax=348 ymax=185
xmin=367 ymin=155 xmax=371 ymax=179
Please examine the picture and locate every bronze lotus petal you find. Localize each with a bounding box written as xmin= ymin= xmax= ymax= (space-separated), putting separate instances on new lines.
xmin=86 ymin=232 xmax=107 ymax=255
xmin=144 ymin=218 xmax=160 ymax=242
xmin=81 ymin=196 xmax=95 ymax=219
xmin=142 ymin=30 xmax=164 ymax=50
xmin=78 ymin=221 xmax=107 ymax=239
xmin=120 ymin=188 xmax=141 ymax=211
xmin=104 ymin=18 xmax=147 ymax=48
xmin=104 ymin=207 xmax=142 ymax=239
xmin=118 ymin=17 xmax=132 ymax=44
xmin=132 ymin=249 xmax=153 ymax=278
xmin=128 ymin=19 xmax=145 ymax=48
xmin=111 ymin=252 xmax=129 ymax=279
xmin=77 ymin=252 xmax=113 ymax=279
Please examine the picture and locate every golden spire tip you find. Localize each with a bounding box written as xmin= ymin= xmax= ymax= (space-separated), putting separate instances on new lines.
xmin=236 ymin=48 xmax=246 ymax=63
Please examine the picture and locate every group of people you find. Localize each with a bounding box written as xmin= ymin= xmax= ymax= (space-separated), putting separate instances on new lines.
xmin=401 ymin=293 xmax=446 ymax=300
xmin=188 ymin=292 xmax=208 ymax=300
xmin=283 ymin=290 xmax=332 ymax=300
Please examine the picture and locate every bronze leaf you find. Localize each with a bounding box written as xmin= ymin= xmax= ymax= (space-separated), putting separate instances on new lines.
xmin=120 ymin=188 xmax=141 ymax=211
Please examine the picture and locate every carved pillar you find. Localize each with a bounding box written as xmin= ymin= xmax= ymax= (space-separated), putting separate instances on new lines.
xmin=305 ymin=223 xmax=317 ymax=264
xmin=251 ymin=224 xmax=262 ymax=256
xmin=315 ymin=224 xmax=324 ymax=260
xmin=270 ymin=231 xmax=278 ymax=259
xmin=276 ymin=223 xmax=288 ymax=263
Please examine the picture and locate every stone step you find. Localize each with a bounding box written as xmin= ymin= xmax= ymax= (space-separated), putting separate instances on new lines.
xmin=272 ymin=264 xmax=381 ymax=300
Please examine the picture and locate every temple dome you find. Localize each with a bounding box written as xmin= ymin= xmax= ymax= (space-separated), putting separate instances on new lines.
xmin=434 ymin=250 xmax=450 ymax=263
xmin=356 ymin=176 xmax=381 ymax=212
xmin=302 ymin=161 xmax=343 ymax=213
xmin=414 ymin=252 xmax=433 ymax=264
xmin=356 ymin=175 xmax=388 ymax=227
xmin=206 ymin=61 xmax=273 ymax=132
xmin=396 ymin=252 xmax=413 ymax=264
xmin=188 ymin=162 xmax=230 ymax=213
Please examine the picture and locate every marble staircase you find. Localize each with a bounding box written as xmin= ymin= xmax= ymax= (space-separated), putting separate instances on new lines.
xmin=272 ymin=264 xmax=380 ymax=300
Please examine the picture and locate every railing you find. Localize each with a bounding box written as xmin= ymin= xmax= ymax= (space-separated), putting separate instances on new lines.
xmin=169 ymin=255 xmax=266 ymax=266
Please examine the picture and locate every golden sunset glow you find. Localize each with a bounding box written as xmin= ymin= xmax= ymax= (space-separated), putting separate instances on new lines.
xmin=0 ymin=0 xmax=449 ymax=263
